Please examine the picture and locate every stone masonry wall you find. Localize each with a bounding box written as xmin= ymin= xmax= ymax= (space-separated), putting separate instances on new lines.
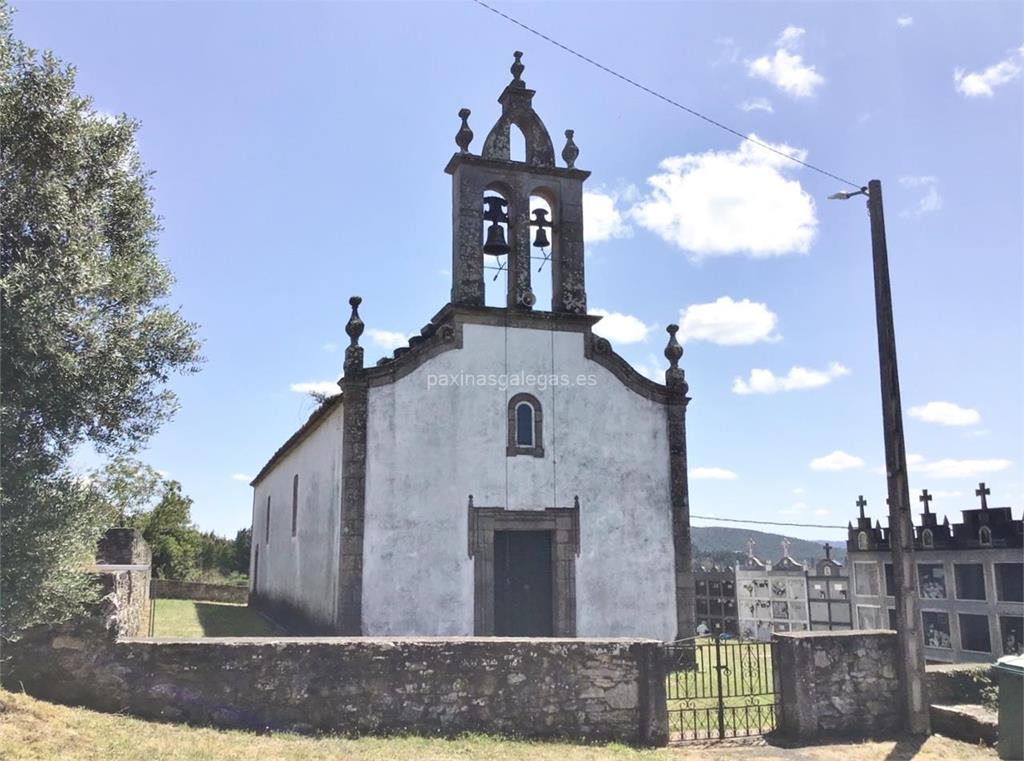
xmin=151 ymin=579 xmax=248 ymax=605
xmin=96 ymin=569 xmax=150 ymax=639
xmin=96 ymin=528 xmax=151 ymax=566
xmin=774 ymin=630 xmax=900 ymax=741
xmin=2 ymin=626 xmax=668 ymax=745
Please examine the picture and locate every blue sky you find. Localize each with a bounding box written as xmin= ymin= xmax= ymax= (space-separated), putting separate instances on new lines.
xmin=16 ymin=1 xmax=1022 ymax=542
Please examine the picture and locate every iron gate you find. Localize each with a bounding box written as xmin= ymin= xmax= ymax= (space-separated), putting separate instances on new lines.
xmin=665 ymin=636 xmax=780 ymax=741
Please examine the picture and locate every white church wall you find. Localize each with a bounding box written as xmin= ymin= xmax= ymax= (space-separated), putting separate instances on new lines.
xmin=251 ymin=402 xmax=344 ymax=630
xmin=362 ymin=321 xmax=676 ymax=640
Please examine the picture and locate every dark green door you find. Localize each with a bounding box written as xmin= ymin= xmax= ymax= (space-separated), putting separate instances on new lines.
xmin=494 ymin=530 xmax=553 ymax=636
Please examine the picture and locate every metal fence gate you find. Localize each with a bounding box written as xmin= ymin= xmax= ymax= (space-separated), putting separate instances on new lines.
xmin=665 ymin=636 xmax=780 ymax=742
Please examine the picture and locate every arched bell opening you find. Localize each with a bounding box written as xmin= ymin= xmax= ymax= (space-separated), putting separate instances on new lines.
xmin=529 ymin=189 xmax=557 ymax=311
xmin=509 ymin=123 xmax=527 ymax=163
xmin=482 ymin=184 xmax=511 ymax=308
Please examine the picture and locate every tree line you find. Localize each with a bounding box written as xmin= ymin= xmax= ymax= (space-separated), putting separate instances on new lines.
xmin=93 ymin=457 xmax=250 ymax=582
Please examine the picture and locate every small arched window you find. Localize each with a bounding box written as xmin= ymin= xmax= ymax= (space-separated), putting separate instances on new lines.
xmin=507 ymin=393 xmax=544 ymax=457
xmin=516 ymin=403 xmax=534 ymax=446
xmin=857 ymin=531 xmax=869 ymax=551
xmin=979 ymin=526 xmax=992 ymax=547
xmin=922 ymin=529 xmax=934 ymax=549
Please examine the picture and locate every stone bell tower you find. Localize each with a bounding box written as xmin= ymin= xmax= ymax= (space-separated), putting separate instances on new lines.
xmin=445 ymin=52 xmax=590 ymax=313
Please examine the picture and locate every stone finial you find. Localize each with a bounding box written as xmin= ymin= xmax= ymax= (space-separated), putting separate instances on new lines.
xmin=919 ymin=489 xmax=933 ymax=514
xmin=824 ymin=542 xmax=832 ymax=560
xmin=344 ymin=296 xmax=364 ymax=374
xmin=746 ymin=537 xmax=756 ymax=558
xmin=510 ymin=50 xmax=525 ymax=86
xmin=664 ymin=324 xmax=687 ymax=392
xmin=664 ymin=324 xmax=683 ymax=369
xmin=856 ymin=494 xmax=867 ymax=519
xmin=573 ymin=495 xmax=580 ymax=510
xmin=781 ymin=537 xmax=791 ymax=558
xmin=468 ymin=494 xmax=474 ymax=508
xmin=562 ymin=129 xmax=579 ymax=169
xmin=456 ymin=108 xmax=473 ymax=153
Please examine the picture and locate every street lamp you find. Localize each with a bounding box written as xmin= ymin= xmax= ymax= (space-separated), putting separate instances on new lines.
xmin=829 ymin=179 xmax=930 ymax=735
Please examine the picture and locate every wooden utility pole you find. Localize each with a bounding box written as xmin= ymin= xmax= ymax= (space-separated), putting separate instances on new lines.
xmin=866 ymin=179 xmax=930 ymax=734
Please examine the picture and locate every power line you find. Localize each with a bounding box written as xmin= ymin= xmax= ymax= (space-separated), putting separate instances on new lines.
xmin=691 ymin=514 xmax=847 ymax=530
xmin=471 ymin=0 xmax=862 ymax=189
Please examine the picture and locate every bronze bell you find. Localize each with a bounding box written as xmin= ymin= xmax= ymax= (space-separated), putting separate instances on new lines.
xmin=531 ymin=208 xmax=551 ymax=249
xmin=483 ymin=222 xmax=510 ymax=257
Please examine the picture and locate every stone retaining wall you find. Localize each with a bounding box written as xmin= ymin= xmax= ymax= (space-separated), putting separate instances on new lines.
xmin=152 ymin=579 xmax=248 ymax=605
xmin=1 ymin=626 xmax=668 ymax=745
xmin=773 ymin=630 xmax=900 ymax=741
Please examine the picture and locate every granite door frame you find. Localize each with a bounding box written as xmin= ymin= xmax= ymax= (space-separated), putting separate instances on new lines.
xmin=468 ymin=505 xmax=579 ymax=636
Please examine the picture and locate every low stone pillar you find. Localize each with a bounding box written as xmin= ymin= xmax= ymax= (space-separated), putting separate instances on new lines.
xmin=774 ymin=630 xmax=900 ymax=742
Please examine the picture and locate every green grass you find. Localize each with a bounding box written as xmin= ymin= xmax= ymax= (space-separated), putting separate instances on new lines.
xmin=0 ymin=690 xmax=995 ymax=761
xmin=150 ymin=599 xmax=278 ymax=638
xmin=665 ymin=639 xmax=777 ymax=740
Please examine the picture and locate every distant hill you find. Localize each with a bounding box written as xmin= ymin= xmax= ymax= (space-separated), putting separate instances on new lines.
xmin=691 ymin=526 xmax=846 ymax=568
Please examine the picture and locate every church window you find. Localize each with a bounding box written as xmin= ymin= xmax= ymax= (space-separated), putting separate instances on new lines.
xmin=507 ymin=393 xmax=544 ymax=457
xmin=291 ymin=474 xmax=299 ymax=538
xmin=823 ymin=566 xmax=832 ymax=577
xmin=265 ymin=495 xmax=271 ymax=544
xmin=979 ymin=526 xmax=992 ymax=546
xmin=922 ymin=529 xmax=933 ymax=548
xmin=516 ymin=403 xmax=534 ymax=446
xmin=857 ymin=531 xmax=868 ymax=550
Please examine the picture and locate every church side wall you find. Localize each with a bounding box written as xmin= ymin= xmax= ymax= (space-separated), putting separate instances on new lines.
xmin=363 ymin=323 xmax=676 ymax=640
xmin=250 ymin=403 xmax=343 ymax=632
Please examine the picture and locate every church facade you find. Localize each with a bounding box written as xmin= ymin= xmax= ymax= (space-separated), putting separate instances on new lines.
xmin=248 ymin=54 xmax=694 ymax=641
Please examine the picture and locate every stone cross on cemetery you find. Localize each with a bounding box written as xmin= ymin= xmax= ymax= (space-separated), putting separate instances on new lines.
xmin=823 ymin=542 xmax=832 ymax=560
xmin=747 ymin=537 xmax=756 ymax=558
xmin=919 ymin=489 xmax=932 ymax=514
xmin=781 ymin=537 xmax=792 ymax=558
xmin=976 ymin=482 xmax=990 ymax=510
xmin=857 ymin=495 xmax=867 ymax=519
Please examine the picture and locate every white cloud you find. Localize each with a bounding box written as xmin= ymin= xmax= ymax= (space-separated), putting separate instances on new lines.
xmin=914 ymin=458 xmax=1012 ymax=479
xmin=678 ymin=297 xmax=780 ymax=345
xmin=776 ymin=26 xmax=806 ymax=48
xmin=633 ymin=354 xmax=666 ymax=384
xmin=230 ymin=473 xmax=253 ymax=482
xmin=590 ymin=309 xmax=652 ymax=345
xmin=930 ymin=490 xmax=963 ymax=499
xmin=897 ymin=15 xmax=913 ymax=28
xmin=739 ymin=97 xmax=774 ymax=114
xmin=908 ymin=401 xmax=981 ymax=427
xmin=322 ymin=342 xmax=339 ymax=352
xmin=779 ymin=501 xmax=807 ymax=515
xmin=583 ymin=191 xmax=632 ymax=243
xmin=732 ymin=361 xmax=849 ymax=394
xmin=899 ymin=176 xmax=943 ymax=217
xmin=748 ymin=26 xmax=825 ymax=98
xmin=289 ymin=381 xmax=341 ymax=397
xmin=630 ymin=136 xmax=817 ymax=258
xmin=367 ymin=329 xmax=409 ymax=350
xmin=691 ymin=467 xmax=739 ymax=480
xmin=793 ymin=487 xmax=805 ymax=495
xmin=810 ymin=450 xmax=865 ymax=471
xmin=955 ymin=49 xmax=1023 ymax=97
xmin=814 ymin=508 xmax=830 ymax=516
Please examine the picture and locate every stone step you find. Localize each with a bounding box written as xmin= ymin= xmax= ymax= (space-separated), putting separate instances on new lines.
xmin=929 ymin=703 xmax=998 ymax=747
